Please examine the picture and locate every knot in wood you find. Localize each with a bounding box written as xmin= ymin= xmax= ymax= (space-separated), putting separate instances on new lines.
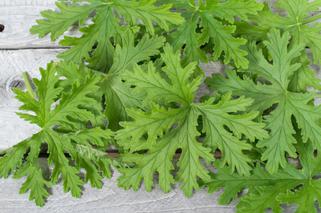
xmin=0 ymin=24 xmax=4 ymax=32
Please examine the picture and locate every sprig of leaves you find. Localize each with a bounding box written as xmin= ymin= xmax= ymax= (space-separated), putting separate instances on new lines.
xmin=237 ymin=0 xmax=321 ymax=64
xmin=101 ymin=30 xmax=165 ymax=129
xmin=2 ymin=0 xmax=321 ymax=210
xmin=169 ymin=0 xmax=263 ymax=68
xmin=207 ymin=142 xmax=321 ymax=213
xmin=31 ymin=0 xmax=183 ymax=63
xmin=208 ymin=29 xmax=321 ymax=174
xmin=116 ymin=45 xmax=267 ymax=196
xmin=0 ymin=63 xmax=113 ymax=206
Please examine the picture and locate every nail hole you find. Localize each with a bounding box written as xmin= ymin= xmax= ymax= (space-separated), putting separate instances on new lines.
xmin=0 ymin=24 xmax=4 ymax=32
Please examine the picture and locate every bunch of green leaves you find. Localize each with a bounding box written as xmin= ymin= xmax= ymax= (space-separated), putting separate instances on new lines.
xmin=206 ymin=24 xmax=321 ymax=213
xmin=208 ymin=29 xmax=321 ymax=173
xmin=1 ymin=0 xmax=321 ymax=211
xmin=116 ymin=45 xmax=267 ymax=196
xmin=31 ymin=0 xmax=182 ymax=128
xmin=0 ymin=63 xmax=113 ymax=206
xmin=31 ymin=0 xmax=264 ymax=68
xmin=207 ymin=143 xmax=321 ymax=213
xmin=237 ymin=0 xmax=321 ymax=64
xmin=236 ymin=0 xmax=321 ymax=92
xmin=31 ymin=0 xmax=184 ymax=64
xmin=167 ymin=0 xmax=263 ymax=67
xmin=29 ymin=0 xmax=264 ymax=129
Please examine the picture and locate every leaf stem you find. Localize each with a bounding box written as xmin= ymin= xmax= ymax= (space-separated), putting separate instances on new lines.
xmin=303 ymin=13 xmax=321 ymax=25
xmin=22 ymin=72 xmax=37 ymax=99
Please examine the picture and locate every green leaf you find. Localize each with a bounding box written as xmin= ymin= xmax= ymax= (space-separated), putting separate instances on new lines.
xmin=118 ymin=107 xmax=213 ymax=196
xmin=0 ymin=63 xmax=113 ymax=206
xmin=14 ymin=0 xmax=321 ymax=209
xmin=123 ymin=52 xmax=201 ymax=105
xmin=116 ymin=106 xmax=185 ymax=150
xmin=207 ymin=144 xmax=321 ymax=213
xmin=117 ymin=44 xmax=266 ymax=195
xmin=30 ymin=2 xmax=99 ymax=41
xmin=175 ymin=108 xmax=213 ymax=196
xmin=108 ymin=32 xmax=165 ymax=76
xmin=200 ymin=13 xmax=248 ymax=68
xmin=207 ymin=164 xmax=301 ymax=206
xmin=278 ymin=181 xmax=321 ymax=213
xmin=277 ymin=144 xmax=321 ymax=213
xmin=169 ymin=0 xmax=263 ymax=68
xmin=237 ymin=187 xmax=283 ymax=213
xmin=18 ymin=164 xmax=51 ymax=207
xmin=238 ymin=0 xmax=321 ymax=64
xmin=197 ymin=94 xmax=267 ymax=175
xmin=289 ymin=57 xmax=321 ymax=92
xmin=207 ymin=70 xmax=278 ymax=112
xmin=171 ymin=18 xmax=207 ymax=63
xmin=258 ymin=103 xmax=297 ymax=173
xmin=208 ymin=0 xmax=263 ymax=23
xmin=59 ymin=7 xmax=119 ymax=63
xmin=208 ymin=29 xmax=321 ymax=173
xmin=102 ymin=31 xmax=165 ymax=129
xmin=31 ymin=0 xmax=183 ymax=63
xmin=201 ymin=0 xmax=263 ymax=67
xmin=112 ymin=0 xmax=184 ymax=35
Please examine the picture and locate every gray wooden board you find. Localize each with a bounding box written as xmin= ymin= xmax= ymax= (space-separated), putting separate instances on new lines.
xmin=0 ymin=0 xmax=75 ymax=49
xmin=0 ymin=0 xmax=234 ymax=212
xmin=0 ymin=49 xmax=60 ymax=150
xmin=0 ymin=171 xmax=235 ymax=213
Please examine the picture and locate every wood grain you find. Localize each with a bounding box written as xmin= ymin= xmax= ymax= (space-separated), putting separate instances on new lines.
xmin=0 ymin=49 xmax=61 ymax=150
xmin=0 ymin=0 xmax=71 ymax=49
xmin=0 ymin=171 xmax=234 ymax=213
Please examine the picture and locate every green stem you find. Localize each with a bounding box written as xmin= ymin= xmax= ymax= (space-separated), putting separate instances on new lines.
xmin=22 ymin=72 xmax=37 ymax=99
xmin=303 ymin=13 xmax=321 ymax=25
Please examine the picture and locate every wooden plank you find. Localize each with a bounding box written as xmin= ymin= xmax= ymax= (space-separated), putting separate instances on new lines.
xmin=0 ymin=171 xmax=234 ymax=213
xmin=0 ymin=49 xmax=61 ymax=150
xmin=0 ymin=0 xmax=67 ymax=49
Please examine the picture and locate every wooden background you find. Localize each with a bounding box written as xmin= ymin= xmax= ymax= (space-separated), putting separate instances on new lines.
xmin=0 ymin=0 xmax=236 ymax=212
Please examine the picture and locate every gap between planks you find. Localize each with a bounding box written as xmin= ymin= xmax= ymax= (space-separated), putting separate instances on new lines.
xmin=0 ymin=47 xmax=68 ymax=50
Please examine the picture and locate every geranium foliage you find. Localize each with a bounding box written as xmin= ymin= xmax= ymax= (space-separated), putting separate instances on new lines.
xmin=0 ymin=0 xmax=320 ymax=212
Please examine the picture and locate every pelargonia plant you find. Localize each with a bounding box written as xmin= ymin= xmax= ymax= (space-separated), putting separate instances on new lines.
xmin=0 ymin=0 xmax=320 ymax=212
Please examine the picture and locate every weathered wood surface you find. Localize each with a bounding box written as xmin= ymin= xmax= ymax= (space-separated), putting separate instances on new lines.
xmin=0 ymin=0 xmax=57 ymax=48
xmin=0 ymin=1 xmax=233 ymax=212
xmin=0 ymin=172 xmax=234 ymax=213
xmin=0 ymin=49 xmax=61 ymax=150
